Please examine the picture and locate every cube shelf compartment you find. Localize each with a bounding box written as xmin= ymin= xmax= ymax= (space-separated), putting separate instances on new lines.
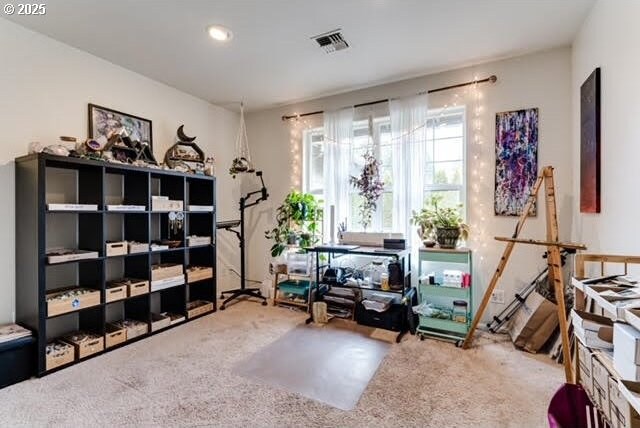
xmin=15 ymin=153 xmax=217 ymax=376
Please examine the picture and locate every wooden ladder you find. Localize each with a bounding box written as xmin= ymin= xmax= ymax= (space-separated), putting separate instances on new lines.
xmin=461 ymin=166 xmax=586 ymax=384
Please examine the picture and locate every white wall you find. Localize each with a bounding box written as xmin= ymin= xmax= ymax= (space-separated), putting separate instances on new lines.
xmin=246 ymin=48 xmax=573 ymax=318
xmin=0 ymin=19 xmax=240 ymax=324
xmin=571 ymin=0 xmax=640 ymax=262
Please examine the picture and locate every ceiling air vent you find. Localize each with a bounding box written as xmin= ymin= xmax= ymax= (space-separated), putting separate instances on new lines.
xmin=312 ymin=29 xmax=349 ymax=53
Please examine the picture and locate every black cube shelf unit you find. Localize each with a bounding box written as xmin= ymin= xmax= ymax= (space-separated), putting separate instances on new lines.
xmin=15 ymin=153 xmax=217 ymax=376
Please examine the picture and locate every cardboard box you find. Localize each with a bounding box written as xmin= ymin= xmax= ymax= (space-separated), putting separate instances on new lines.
xmin=113 ymin=319 xmax=148 ymax=340
xmin=105 ymin=323 xmax=126 ymax=349
xmin=609 ymin=377 xmax=640 ymax=428
xmin=126 ymin=279 xmax=149 ymax=297
xmin=62 ymin=332 xmax=104 ymax=359
xmin=186 ymin=300 xmax=213 ymax=318
xmin=47 ymin=249 xmax=99 ymax=264
xmin=578 ymin=339 xmax=594 ymax=395
xmin=106 ymin=241 xmax=128 ymax=257
xmin=105 ymin=282 xmax=127 ymax=303
xmin=593 ymin=355 xmax=612 ymax=420
xmin=187 ymin=236 xmax=212 ymax=247
xmin=151 ymin=197 xmax=183 ymax=212
xmin=587 ymin=286 xmax=640 ymax=320
xmin=151 ymin=313 xmax=171 ymax=332
xmin=45 ymin=341 xmax=75 ymax=371
xmin=507 ymin=291 xmax=558 ymax=353
xmin=573 ymin=309 xmax=615 ymax=332
xmin=626 ymin=309 xmax=640 ymax=333
xmin=161 ymin=312 xmax=185 ymax=325
xmin=128 ymin=242 xmax=149 ymax=254
xmin=186 ymin=266 xmax=213 ymax=283
xmin=616 ymin=323 xmax=640 ymax=363
xmin=572 ymin=310 xmax=614 ymax=349
xmin=46 ymin=287 xmax=100 ymax=317
xmin=615 ymin=323 xmax=640 ymax=380
xmin=151 ymin=263 xmax=184 ymax=281
xmin=150 ymin=275 xmax=185 ymax=292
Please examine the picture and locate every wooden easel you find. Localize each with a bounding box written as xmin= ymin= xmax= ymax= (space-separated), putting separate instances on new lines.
xmin=462 ymin=166 xmax=586 ymax=384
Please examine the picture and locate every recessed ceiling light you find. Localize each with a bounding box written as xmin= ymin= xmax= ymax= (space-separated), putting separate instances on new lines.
xmin=207 ymin=25 xmax=233 ymax=42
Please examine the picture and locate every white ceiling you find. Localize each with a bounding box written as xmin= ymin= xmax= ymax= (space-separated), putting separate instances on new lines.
xmin=7 ymin=0 xmax=594 ymax=111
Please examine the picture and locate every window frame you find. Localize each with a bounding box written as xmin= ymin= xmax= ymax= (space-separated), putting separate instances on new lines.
xmin=302 ymin=106 xmax=467 ymax=232
xmin=302 ymin=128 xmax=325 ymax=198
xmin=423 ymin=106 xmax=467 ymax=221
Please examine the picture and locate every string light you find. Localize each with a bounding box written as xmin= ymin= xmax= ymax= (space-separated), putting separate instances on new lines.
xmin=284 ymin=78 xmax=494 ymax=289
xmin=289 ymin=117 xmax=314 ymax=189
xmin=466 ymin=79 xmax=493 ymax=298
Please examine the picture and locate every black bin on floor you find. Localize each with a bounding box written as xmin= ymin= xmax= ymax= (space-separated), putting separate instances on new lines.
xmin=355 ymin=302 xmax=405 ymax=332
xmin=0 ymin=336 xmax=35 ymax=388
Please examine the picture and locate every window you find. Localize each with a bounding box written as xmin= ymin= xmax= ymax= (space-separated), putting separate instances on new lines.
xmin=303 ymin=107 xmax=466 ymax=232
xmin=424 ymin=107 xmax=466 ymax=213
xmin=303 ymin=129 xmax=325 ymax=198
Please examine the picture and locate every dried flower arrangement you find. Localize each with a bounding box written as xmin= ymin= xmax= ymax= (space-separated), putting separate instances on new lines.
xmin=350 ymin=151 xmax=384 ymax=230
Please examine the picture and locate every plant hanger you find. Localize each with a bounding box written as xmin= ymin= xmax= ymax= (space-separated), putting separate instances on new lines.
xmin=229 ymin=102 xmax=255 ymax=178
xmin=366 ymin=111 xmax=376 ymax=155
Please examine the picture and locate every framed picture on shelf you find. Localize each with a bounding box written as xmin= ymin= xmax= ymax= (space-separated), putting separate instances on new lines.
xmin=88 ymin=103 xmax=153 ymax=149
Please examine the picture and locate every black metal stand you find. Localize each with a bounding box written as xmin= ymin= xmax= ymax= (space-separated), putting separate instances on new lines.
xmin=217 ymin=171 xmax=269 ymax=310
xmin=486 ymin=249 xmax=574 ymax=333
xmin=304 ymin=245 xmax=413 ymax=343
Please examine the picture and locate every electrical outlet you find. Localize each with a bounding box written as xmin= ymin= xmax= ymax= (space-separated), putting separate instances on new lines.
xmin=491 ymin=289 xmax=505 ymax=304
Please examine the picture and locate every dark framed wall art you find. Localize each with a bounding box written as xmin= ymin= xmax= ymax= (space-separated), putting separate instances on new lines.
xmin=88 ymin=103 xmax=153 ymax=148
xmin=580 ymin=67 xmax=601 ymax=213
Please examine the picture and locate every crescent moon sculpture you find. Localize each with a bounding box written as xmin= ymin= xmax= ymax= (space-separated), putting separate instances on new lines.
xmin=177 ymin=125 xmax=196 ymax=142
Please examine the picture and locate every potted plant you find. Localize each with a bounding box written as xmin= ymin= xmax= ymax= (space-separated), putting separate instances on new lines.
xmin=410 ymin=210 xmax=437 ymax=248
xmin=350 ymin=152 xmax=384 ymax=230
xmin=411 ymin=195 xmax=469 ymax=249
xmin=265 ymin=191 xmax=321 ymax=257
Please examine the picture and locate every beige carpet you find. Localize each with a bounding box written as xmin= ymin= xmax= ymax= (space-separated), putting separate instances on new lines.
xmin=0 ymin=302 xmax=562 ymax=427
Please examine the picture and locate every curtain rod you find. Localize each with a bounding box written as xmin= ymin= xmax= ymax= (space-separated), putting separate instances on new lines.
xmin=281 ymin=75 xmax=497 ymax=121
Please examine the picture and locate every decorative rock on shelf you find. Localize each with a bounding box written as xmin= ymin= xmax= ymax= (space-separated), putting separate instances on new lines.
xmin=164 ymin=125 xmax=205 ymax=172
xmin=103 ymin=129 xmax=157 ymax=165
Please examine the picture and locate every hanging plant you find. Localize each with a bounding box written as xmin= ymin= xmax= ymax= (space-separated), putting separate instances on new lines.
xmin=350 ymin=152 xmax=384 ymax=230
xmin=229 ymin=103 xmax=255 ymax=179
xmin=229 ymin=157 xmax=253 ymax=178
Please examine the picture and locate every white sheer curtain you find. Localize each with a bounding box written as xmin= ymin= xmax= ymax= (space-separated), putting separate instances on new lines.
xmin=390 ymin=94 xmax=428 ymax=249
xmin=323 ymin=107 xmax=354 ymax=242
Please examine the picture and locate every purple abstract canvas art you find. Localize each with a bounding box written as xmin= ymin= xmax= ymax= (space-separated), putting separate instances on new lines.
xmin=494 ymin=108 xmax=539 ymax=216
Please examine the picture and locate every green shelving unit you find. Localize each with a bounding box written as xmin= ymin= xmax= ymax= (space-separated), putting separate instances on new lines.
xmin=416 ymin=247 xmax=472 ymax=345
